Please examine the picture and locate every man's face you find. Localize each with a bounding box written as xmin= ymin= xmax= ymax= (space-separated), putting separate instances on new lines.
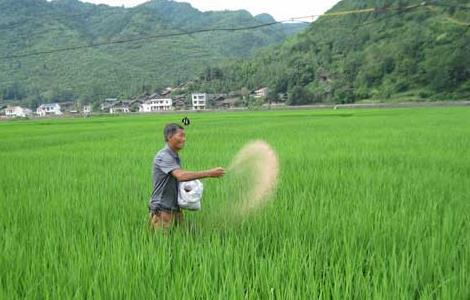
xmin=168 ymin=129 xmax=185 ymax=151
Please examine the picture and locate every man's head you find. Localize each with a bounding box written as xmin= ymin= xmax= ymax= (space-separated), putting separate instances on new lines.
xmin=164 ymin=123 xmax=185 ymax=151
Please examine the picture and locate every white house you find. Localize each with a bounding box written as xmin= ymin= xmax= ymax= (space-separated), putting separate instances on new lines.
xmin=5 ymin=106 xmax=32 ymax=118
xmin=139 ymin=98 xmax=173 ymax=112
xmin=36 ymin=103 xmax=62 ymax=116
xmin=191 ymin=93 xmax=206 ymax=110
xmin=82 ymin=105 xmax=92 ymax=114
xmin=110 ymin=106 xmax=129 ymax=114
xmin=254 ymin=87 xmax=269 ymax=98
xmin=109 ymin=101 xmax=130 ymax=114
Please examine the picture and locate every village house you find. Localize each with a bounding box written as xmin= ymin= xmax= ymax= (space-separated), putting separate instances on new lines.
xmin=59 ymin=101 xmax=79 ymax=114
xmin=216 ymin=98 xmax=239 ymax=109
xmin=109 ymin=101 xmax=131 ymax=114
xmin=148 ymin=92 xmax=161 ymax=99
xmin=129 ymin=100 xmax=143 ymax=112
xmin=82 ymin=105 xmax=92 ymax=114
xmin=254 ymin=87 xmax=269 ymax=98
xmin=192 ymin=93 xmax=206 ymax=110
xmin=172 ymin=94 xmax=187 ymax=110
xmin=100 ymin=98 xmax=118 ymax=112
xmin=5 ymin=106 xmax=32 ymax=118
xmin=140 ymin=98 xmax=173 ymax=112
xmin=36 ymin=103 xmax=62 ymax=116
xmin=173 ymin=99 xmax=185 ymax=110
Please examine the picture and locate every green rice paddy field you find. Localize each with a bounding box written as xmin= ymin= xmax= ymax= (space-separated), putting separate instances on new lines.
xmin=1 ymin=107 xmax=469 ymax=299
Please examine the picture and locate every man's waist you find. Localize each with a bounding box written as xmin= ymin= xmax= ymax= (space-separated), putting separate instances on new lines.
xmin=149 ymin=202 xmax=180 ymax=213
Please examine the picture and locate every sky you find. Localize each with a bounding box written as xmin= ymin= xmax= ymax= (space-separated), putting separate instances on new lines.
xmin=78 ymin=0 xmax=342 ymax=22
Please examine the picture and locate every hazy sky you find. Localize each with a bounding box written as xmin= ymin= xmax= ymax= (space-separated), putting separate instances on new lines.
xmin=79 ymin=0 xmax=342 ymax=21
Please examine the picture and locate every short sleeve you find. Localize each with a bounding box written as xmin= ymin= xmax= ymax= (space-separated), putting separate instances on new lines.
xmin=156 ymin=152 xmax=180 ymax=175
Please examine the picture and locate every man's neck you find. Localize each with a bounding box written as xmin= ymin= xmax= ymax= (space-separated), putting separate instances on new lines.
xmin=167 ymin=143 xmax=179 ymax=154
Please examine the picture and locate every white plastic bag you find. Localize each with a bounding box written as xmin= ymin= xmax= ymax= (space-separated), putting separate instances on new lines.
xmin=178 ymin=180 xmax=203 ymax=210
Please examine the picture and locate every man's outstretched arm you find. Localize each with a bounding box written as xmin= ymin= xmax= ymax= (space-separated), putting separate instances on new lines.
xmin=171 ymin=167 xmax=225 ymax=182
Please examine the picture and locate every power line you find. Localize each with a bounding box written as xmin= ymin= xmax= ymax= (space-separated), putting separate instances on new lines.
xmin=0 ymin=4 xmax=431 ymax=61
xmin=1 ymin=8 xmax=184 ymax=45
xmin=430 ymin=2 xmax=470 ymax=10
xmin=0 ymin=21 xmax=282 ymax=60
xmin=0 ymin=2 xmax=467 ymax=62
xmin=425 ymin=4 xmax=470 ymax=27
xmin=1 ymin=8 xmax=424 ymax=94
xmin=279 ymin=2 xmax=426 ymax=22
xmin=0 ymin=2 xmax=466 ymax=101
xmin=355 ymin=3 xmax=423 ymax=28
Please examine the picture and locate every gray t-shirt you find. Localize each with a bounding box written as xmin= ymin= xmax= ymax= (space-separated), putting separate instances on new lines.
xmin=148 ymin=145 xmax=181 ymax=212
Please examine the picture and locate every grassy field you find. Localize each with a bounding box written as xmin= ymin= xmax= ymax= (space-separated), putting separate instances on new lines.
xmin=1 ymin=107 xmax=469 ymax=299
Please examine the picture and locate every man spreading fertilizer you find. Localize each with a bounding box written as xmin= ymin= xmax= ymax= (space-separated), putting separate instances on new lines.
xmin=148 ymin=123 xmax=225 ymax=229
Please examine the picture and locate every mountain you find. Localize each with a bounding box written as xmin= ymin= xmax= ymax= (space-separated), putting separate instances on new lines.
xmin=0 ymin=0 xmax=307 ymax=105
xmin=192 ymin=0 xmax=470 ymax=103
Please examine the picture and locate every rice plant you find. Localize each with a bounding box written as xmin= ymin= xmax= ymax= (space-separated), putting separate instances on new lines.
xmin=1 ymin=107 xmax=469 ymax=299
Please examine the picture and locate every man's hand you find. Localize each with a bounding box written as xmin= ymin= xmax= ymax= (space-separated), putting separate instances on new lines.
xmin=208 ymin=167 xmax=225 ymax=178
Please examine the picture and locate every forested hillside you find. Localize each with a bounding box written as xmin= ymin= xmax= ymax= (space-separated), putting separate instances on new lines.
xmin=193 ymin=0 xmax=470 ymax=104
xmin=0 ymin=0 xmax=306 ymax=106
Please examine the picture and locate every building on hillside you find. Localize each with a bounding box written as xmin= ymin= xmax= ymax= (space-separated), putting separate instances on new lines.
xmin=82 ymin=105 xmax=92 ymax=114
xmin=100 ymin=98 xmax=118 ymax=112
xmin=5 ymin=106 xmax=32 ymax=117
xmin=109 ymin=101 xmax=131 ymax=114
xmin=129 ymin=100 xmax=143 ymax=112
xmin=36 ymin=103 xmax=62 ymax=116
xmin=60 ymin=101 xmax=78 ymax=114
xmin=139 ymin=98 xmax=173 ymax=112
xmin=191 ymin=93 xmax=206 ymax=110
xmin=172 ymin=94 xmax=187 ymax=110
xmin=254 ymin=87 xmax=269 ymax=98
xmin=148 ymin=93 xmax=161 ymax=99
xmin=215 ymin=98 xmax=238 ymax=109
xmin=210 ymin=94 xmax=226 ymax=102
xmin=173 ymin=99 xmax=185 ymax=110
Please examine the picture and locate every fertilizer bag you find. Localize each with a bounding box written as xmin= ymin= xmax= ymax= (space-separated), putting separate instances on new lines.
xmin=178 ymin=180 xmax=203 ymax=210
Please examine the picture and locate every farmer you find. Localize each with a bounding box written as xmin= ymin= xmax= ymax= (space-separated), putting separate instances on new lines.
xmin=148 ymin=123 xmax=225 ymax=229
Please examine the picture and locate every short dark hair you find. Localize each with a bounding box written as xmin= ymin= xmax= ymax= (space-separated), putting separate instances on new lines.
xmin=163 ymin=123 xmax=184 ymax=142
